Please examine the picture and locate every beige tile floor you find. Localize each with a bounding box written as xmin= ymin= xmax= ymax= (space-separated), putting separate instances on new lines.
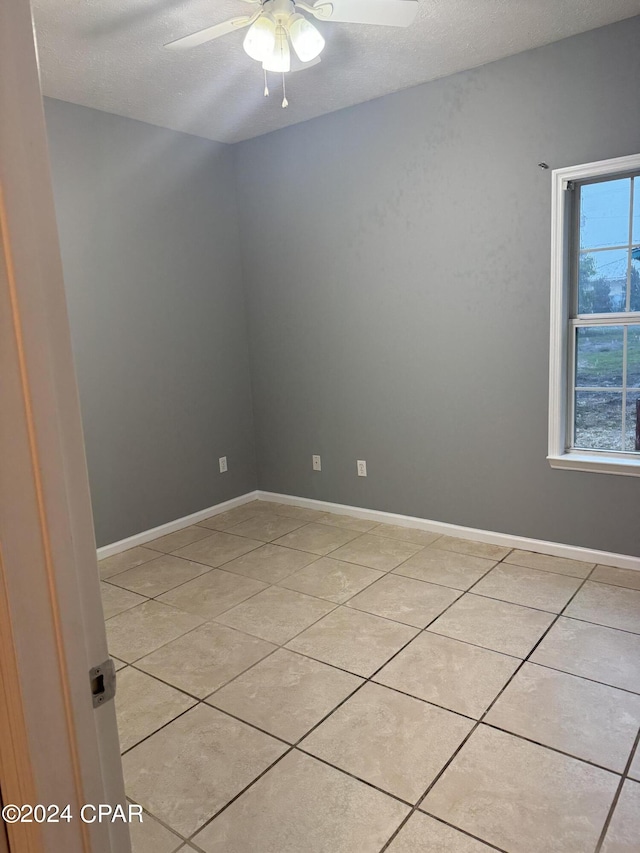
xmin=100 ymin=500 xmax=640 ymax=853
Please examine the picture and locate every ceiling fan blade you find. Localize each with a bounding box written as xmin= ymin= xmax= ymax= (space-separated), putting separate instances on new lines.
xmin=312 ymin=0 xmax=418 ymax=27
xmin=164 ymin=15 xmax=255 ymax=51
xmin=289 ymin=55 xmax=322 ymax=73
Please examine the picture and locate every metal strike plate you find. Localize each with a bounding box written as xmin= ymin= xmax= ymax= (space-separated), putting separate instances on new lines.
xmin=90 ymin=658 xmax=116 ymax=708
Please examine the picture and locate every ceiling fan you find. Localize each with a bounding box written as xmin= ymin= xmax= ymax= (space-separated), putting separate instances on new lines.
xmin=164 ymin=0 xmax=419 ymax=106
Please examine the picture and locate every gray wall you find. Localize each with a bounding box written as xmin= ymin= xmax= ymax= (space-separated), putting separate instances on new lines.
xmin=45 ymin=99 xmax=256 ymax=547
xmin=236 ymin=17 xmax=640 ymax=556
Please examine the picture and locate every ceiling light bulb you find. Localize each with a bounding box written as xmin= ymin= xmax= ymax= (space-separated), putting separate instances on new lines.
xmin=243 ymin=14 xmax=277 ymax=62
xmin=288 ymin=13 xmax=324 ymax=63
xmin=262 ymin=25 xmax=290 ymax=73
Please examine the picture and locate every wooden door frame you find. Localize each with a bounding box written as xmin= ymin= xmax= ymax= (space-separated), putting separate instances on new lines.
xmin=0 ymin=789 xmax=11 ymax=853
xmin=0 ymin=1 xmax=129 ymax=851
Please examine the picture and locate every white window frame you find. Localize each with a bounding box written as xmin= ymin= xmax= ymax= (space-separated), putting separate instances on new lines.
xmin=548 ymin=152 xmax=640 ymax=477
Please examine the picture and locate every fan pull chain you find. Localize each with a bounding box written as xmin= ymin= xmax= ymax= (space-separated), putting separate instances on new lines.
xmin=282 ymin=73 xmax=288 ymax=108
xmin=263 ymin=69 xmax=269 ymax=97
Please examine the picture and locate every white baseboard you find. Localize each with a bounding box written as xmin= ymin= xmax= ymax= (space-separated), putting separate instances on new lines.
xmin=257 ymin=490 xmax=640 ymax=572
xmin=97 ymin=487 xmax=640 ymax=572
xmin=96 ymin=491 xmax=258 ymax=560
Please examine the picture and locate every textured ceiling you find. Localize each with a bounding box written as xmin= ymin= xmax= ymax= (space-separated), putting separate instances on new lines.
xmin=33 ymin=1 xmax=639 ymax=143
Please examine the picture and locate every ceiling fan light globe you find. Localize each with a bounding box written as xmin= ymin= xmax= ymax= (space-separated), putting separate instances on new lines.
xmin=261 ymin=26 xmax=291 ymax=72
xmin=243 ymin=14 xmax=277 ymax=62
xmin=288 ymin=14 xmax=325 ymax=62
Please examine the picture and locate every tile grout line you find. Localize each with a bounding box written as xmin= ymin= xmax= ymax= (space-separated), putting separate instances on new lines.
xmin=201 ymin=548 xmax=640 ymax=772
xmin=108 ymin=597 xmax=266 ymax=667
xmin=177 ymin=549 xmax=477 ymax=843
xmin=118 ymin=538 xmax=419 ymax=765
xmin=143 ymin=545 xmax=640 ymax=674
xmin=518 ymin=658 xmax=640 ymax=697
xmin=119 ymin=645 xmax=290 ymax=756
xmin=106 ymin=518 xmax=637 ymax=620
xmin=406 ymin=813 xmax=510 ymax=852
xmin=548 ymin=612 xmax=640 ymax=638
xmin=117 ymin=580 xmax=367 ymax=757
xmin=225 ymin=517 xmax=309 ymax=538
xmin=104 ymin=562 xmax=268 ymax=612
xmin=110 ymin=538 xmax=638 ymax=733
xmin=294 ymin=746 xmax=416 ymax=808
xmin=118 ymin=562 xmax=640 ymax=778
xmin=103 ymin=553 xmax=324 ymax=609
xmin=142 ymin=615 xmax=637 ymax=846
xmin=479 ymin=720 xmax=631 ymax=776
xmin=108 ymin=523 xmax=453 ymax=688
xmin=127 ymin=637 xmax=284 ymax=705
xmin=178 ymin=546 xmax=529 ymax=846
xmin=105 ymin=523 xmax=638 ymax=849
xmin=106 ymin=546 xmax=399 ymax=612
xmin=457 ymin=588 xmax=584 ymax=617
xmin=126 ymin=798 xmax=190 ymax=847
xmin=377 ymin=560 xmax=601 ymax=852
xmin=106 ymin=564 xmax=640 ymax=645
xmin=106 ymin=554 xmax=329 ymax=662
xmin=119 ymin=702 xmax=198 ymax=758
xmin=103 ymin=500 xmax=635 ymax=576
xmin=104 ymin=516 xmax=392 ymax=606
xmin=183 ymin=649 xmax=416 ymax=843
xmin=594 ymin=725 xmax=640 ymax=852
xmin=181 ymin=745 xmax=294 ymax=843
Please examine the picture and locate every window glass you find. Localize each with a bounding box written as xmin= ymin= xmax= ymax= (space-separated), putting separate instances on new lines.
xmin=580 ymin=178 xmax=630 ymax=249
xmin=631 ymin=254 xmax=640 ymax=313
xmin=628 ymin=326 xmax=640 ymax=387
xmin=574 ymin=391 xmax=623 ymax=451
xmin=572 ymin=324 xmax=640 ymax=453
xmin=578 ymin=249 xmax=628 ymax=314
xmin=575 ymin=326 xmax=623 ymax=387
xmin=625 ymin=390 xmax=640 ymax=452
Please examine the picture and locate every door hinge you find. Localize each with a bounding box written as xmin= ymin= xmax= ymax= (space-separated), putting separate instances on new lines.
xmin=90 ymin=658 xmax=116 ymax=708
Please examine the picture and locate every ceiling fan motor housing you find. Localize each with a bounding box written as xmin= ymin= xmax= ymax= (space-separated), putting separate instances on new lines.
xmin=264 ymin=0 xmax=297 ymax=25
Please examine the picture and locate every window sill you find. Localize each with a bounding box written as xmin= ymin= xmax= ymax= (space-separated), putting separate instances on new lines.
xmin=548 ymin=453 xmax=640 ymax=477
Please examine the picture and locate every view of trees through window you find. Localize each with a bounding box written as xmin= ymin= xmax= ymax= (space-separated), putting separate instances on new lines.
xmin=578 ymin=254 xmax=640 ymax=314
xmin=572 ymin=176 xmax=640 ymax=453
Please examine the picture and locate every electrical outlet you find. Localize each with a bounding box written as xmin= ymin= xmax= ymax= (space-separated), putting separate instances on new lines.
xmin=312 ymin=455 xmax=322 ymax=471
xmin=219 ymin=456 xmax=228 ymax=473
xmin=357 ymin=459 xmax=367 ymax=477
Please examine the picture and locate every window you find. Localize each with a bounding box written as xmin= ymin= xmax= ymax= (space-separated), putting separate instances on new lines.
xmin=549 ymin=153 xmax=640 ymax=476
